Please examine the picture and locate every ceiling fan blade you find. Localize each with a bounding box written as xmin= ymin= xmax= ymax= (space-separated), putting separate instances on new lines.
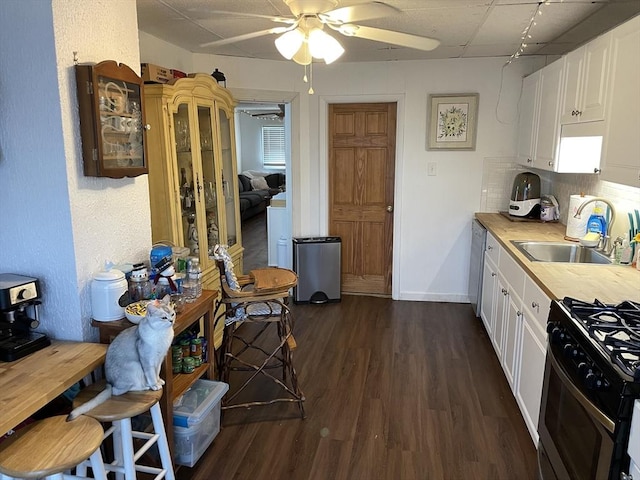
xmin=189 ymin=9 xmax=295 ymax=25
xmin=321 ymin=2 xmax=399 ymax=24
xmin=200 ymin=27 xmax=289 ymax=48
xmin=339 ymin=24 xmax=440 ymax=51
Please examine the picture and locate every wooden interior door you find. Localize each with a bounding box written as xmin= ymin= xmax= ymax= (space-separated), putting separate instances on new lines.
xmin=328 ymin=102 xmax=396 ymax=296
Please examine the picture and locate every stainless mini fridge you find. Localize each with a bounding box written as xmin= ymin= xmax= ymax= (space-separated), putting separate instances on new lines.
xmin=292 ymin=237 xmax=341 ymax=304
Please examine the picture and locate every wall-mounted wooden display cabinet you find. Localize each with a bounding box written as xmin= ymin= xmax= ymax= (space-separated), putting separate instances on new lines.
xmin=75 ymin=60 xmax=148 ymax=178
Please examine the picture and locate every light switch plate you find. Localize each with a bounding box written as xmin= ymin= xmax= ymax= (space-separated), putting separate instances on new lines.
xmin=427 ymin=162 xmax=437 ymax=176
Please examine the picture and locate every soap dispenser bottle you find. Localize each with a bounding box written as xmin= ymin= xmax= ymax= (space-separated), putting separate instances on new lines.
xmin=586 ymin=203 xmax=607 ymax=235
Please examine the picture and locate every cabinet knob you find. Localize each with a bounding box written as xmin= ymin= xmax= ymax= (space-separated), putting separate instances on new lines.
xmin=502 ymin=288 xmax=508 ymax=295
xmin=491 ymin=272 xmax=496 ymax=277
xmin=620 ymin=473 xmax=633 ymax=480
xmin=548 ymin=161 xmax=553 ymax=167
xmin=144 ymin=124 xmax=151 ymax=131
xmin=576 ymin=110 xmax=582 ymax=116
xmin=386 ymin=205 xmax=394 ymax=213
xmin=531 ymin=301 xmax=539 ymax=313
xmin=517 ymin=311 xmax=522 ymax=317
xmin=593 ymin=168 xmax=601 ymax=174
xmin=527 ymin=158 xmax=533 ymax=164
xmin=487 ymin=245 xmax=493 ymax=251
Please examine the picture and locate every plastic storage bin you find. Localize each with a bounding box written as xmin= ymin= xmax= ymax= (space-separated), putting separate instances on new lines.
xmin=172 ymin=379 xmax=229 ymax=467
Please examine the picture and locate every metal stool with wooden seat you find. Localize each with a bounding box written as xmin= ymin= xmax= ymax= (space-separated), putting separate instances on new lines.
xmin=71 ymin=380 xmax=174 ymax=480
xmin=213 ymin=245 xmax=305 ymax=418
xmin=0 ymin=415 xmax=107 ymax=480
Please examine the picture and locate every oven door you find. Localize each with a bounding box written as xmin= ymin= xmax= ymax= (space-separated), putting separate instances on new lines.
xmin=538 ymin=348 xmax=615 ymax=480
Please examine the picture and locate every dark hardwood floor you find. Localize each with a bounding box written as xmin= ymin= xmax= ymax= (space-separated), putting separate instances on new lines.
xmin=176 ymin=297 xmax=538 ymax=480
xmin=241 ymin=211 xmax=268 ymax=273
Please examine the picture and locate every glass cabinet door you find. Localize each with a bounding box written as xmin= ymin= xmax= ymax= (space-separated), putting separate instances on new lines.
xmin=172 ymin=103 xmax=200 ymax=258
xmin=97 ymin=75 xmax=144 ymax=169
xmin=197 ymin=105 xmax=219 ymax=261
xmin=218 ymin=106 xmax=238 ymax=248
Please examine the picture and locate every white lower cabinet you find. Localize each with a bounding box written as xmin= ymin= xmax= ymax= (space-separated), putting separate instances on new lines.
xmin=503 ymin=291 xmax=523 ymax=391
xmin=515 ymin=312 xmax=546 ymax=444
xmin=492 ymin=273 xmax=508 ymax=360
xmin=480 ymin=233 xmax=500 ymax=338
xmin=627 ymin=401 xmax=640 ymax=478
xmin=480 ymin=238 xmax=550 ymax=446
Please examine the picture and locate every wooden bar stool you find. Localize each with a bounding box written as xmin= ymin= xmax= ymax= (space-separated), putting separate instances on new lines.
xmin=71 ymin=380 xmax=174 ymax=480
xmin=0 ymin=415 xmax=107 ymax=480
xmin=213 ymin=245 xmax=305 ymax=418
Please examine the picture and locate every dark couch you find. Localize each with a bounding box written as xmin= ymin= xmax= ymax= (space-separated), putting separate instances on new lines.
xmin=238 ymin=173 xmax=285 ymax=221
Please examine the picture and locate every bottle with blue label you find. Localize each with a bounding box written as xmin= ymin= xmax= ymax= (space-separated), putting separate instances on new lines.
xmin=586 ymin=203 xmax=607 ymax=235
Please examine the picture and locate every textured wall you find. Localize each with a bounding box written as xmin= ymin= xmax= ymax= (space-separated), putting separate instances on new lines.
xmin=0 ymin=1 xmax=151 ymax=341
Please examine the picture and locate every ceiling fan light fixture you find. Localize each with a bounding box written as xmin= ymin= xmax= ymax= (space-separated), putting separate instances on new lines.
xmin=292 ymin=42 xmax=312 ymax=65
xmin=275 ymin=28 xmax=305 ymax=60
xmin=308 ymin=28 xmax=344 ymax=64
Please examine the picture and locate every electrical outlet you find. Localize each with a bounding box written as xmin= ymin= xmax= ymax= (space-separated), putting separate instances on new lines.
xmin=427 ymin=162 xmax=437 ymax=176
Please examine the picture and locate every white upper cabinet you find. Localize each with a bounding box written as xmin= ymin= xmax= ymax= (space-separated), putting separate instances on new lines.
xmin=600 ymin=15 xmax=640 ymax=187
xmin=534 ymin=59 xmax=564 ymax=171
xmin=517 ymin=71 xmax=540 ymax=167
xmin=560 ymin=33 xmax=611 ymax=125
xmin=516 ymin=59 xmax=564 ymax=172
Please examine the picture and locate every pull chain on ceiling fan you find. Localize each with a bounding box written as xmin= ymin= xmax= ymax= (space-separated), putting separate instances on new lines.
xmin=199 ymin=1 xmax=440 ymax=93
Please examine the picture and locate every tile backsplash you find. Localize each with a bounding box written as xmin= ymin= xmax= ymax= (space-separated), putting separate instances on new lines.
xmin=481 ymin=157 xmax=640 ymax=239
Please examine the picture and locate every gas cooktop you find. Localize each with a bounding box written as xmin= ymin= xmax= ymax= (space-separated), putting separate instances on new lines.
xmin=563 ymin=297 xmax=640 ymax=381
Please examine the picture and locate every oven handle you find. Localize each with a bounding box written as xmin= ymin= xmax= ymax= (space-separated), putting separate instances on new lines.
xmin=548 ymin=349 xmax=615 ymax=434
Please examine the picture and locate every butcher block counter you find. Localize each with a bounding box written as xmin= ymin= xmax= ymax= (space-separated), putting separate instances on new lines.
xmin=476 ymin=213 xmax=640 ymax=304
xmin=0 ymin=341 xmax=107 ymax=436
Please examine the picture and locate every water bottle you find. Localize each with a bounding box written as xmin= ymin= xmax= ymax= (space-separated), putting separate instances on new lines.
xmin=183 ymin=258 xmax=202 ymax=302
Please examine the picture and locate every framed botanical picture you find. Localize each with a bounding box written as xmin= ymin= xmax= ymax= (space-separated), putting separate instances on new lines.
xmin=427 ymin=93 xmax=479 ymax=150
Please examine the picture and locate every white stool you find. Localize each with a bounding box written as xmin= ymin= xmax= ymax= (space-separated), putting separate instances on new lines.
xmin=0 ymin=415 xmax=107 ymax=480
xmin=72 ymin=381 xmax=174 ymax=480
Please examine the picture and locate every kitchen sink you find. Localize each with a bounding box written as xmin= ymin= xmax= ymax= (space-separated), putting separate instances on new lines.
xmin=510 ymin=241 xmax=613 ymax=264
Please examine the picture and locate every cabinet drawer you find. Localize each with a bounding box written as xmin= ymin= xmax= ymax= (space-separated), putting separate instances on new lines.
xmin=498 ymin=248 xmax=524 ymax=297
xmin=524 ymin=275 xmax=552 ymax=332
xmin=485 ymin=232 xmax=500 ymax=265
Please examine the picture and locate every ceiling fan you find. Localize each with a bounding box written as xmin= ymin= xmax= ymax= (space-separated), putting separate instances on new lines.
xmin=251 ymin=104 xmax=286 ymax=120
xmin=199 ymin=1 xmax=440 ymax=65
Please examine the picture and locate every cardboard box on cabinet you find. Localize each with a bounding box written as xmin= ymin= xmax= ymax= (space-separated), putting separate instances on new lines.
xmin=141 ymin=63 xmax=172 ymax=83
xmin=171 ymin=69 xmax=187 ymax=79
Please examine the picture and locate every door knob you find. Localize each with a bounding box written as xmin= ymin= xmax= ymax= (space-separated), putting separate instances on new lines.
xmin=386 ymin=205 xmax=394 ymax=212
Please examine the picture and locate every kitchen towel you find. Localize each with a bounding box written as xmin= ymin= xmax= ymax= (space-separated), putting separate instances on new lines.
xmin=565 ymin=194 xmax=596 ymax=241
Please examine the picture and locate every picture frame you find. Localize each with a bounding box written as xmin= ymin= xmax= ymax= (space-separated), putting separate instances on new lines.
xmin=427 ymin=93 xmax=479 ymax=151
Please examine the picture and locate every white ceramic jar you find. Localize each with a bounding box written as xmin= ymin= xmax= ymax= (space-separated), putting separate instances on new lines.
xmin=91 ymin=268 xmax=127 ymax=321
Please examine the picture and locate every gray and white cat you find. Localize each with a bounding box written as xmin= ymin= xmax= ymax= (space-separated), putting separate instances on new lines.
xmin=67 ymin=295 xmax=175 ymax=421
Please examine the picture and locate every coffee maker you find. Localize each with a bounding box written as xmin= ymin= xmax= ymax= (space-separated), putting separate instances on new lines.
xmin=0 ymin=273 xmax=51 ymax=361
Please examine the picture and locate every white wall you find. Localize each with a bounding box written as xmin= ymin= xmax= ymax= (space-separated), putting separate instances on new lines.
xmin=140 ymin=33 xmax=542 ymax=301
xmin=0 ymin=0 xmax=151 ymax=341
xmin=236 ymin=113 xmax=285 ymax=174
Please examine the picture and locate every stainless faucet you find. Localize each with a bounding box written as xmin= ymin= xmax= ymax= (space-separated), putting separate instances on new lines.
xmin=575 ymin=197 xmax=617 ymax=256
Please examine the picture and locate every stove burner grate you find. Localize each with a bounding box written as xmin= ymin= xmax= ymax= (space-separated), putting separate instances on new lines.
xmin=563 ymin=297 xmax=640 ymax=380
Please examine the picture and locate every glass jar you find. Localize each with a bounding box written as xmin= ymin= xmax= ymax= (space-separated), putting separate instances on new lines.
xmin=179 ymin=339 xmax=191 ymax=358
xmin=190 ymin=338 xmax=203 ymax=357
xmin=182 ymin=356 xmax=196 ymax=374
xmin=128 ymin=266 xmax=151 ymax=302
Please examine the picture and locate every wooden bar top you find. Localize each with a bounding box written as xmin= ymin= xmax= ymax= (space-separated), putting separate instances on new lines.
xmin=0 ymin=341 xmax=107 ymax=436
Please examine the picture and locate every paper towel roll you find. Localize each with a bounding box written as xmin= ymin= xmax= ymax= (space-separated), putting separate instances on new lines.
xmin=565 ymin=194 xmax=596 ymax=241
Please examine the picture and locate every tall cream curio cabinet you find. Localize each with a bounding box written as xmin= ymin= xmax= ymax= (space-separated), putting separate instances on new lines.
xmin=144 ymin=74 xmax=243 ymax=347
